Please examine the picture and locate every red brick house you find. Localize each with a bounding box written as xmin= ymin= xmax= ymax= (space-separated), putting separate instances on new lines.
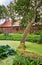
xmin=0 ymin=19 xmax=42 ymax=33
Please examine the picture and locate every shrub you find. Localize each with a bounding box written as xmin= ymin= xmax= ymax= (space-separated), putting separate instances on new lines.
xmin=33 ymin=31 xmax=42 ymax=35
xmin=38 ymin=34 xmax=42 ymax=44
xmin=0 ymin=33 xmax=41 ymax=43
xmin=0 ymin=45 xmax=16 ymax=59
xmin=4 ymin=33 xmax=9 ymax=36
xmin=13 ymin=54 xmax=42 ymax=65
xmin=26 ymin=34 xmax=40 ymax=42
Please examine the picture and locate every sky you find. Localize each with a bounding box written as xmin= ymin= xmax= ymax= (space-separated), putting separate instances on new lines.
xmin=0 ymin=0 xmax=12 ymax=6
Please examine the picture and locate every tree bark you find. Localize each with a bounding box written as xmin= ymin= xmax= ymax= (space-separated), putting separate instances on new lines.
xmin=21 ymin=22 xmax=32 ymax=44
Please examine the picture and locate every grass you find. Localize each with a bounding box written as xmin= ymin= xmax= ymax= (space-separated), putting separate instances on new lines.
xmin=0 ymin=40 xmax=42 ymax=65
xmin=26 ymin=42 xmax=42 ymax=55
xmin=0 ymin=40 xmax=42 ymax=55
xmin=0 ymin=40 xmax=20 ymax=50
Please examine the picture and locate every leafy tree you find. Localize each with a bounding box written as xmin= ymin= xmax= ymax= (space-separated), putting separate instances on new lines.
xmin=14 ymin=0 xmax=42 ymax=49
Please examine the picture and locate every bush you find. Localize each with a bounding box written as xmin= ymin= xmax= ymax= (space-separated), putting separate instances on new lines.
xmin=0 ymin=33 xmax=41 ymax=43
xmin=38 ymin=34 xmax=42 ymax=44
xmin=33 ymin=31 xmax=42 ymax=35
xmin=26 ymin=34 xmax=40 ymax=42
xmin=13 ymin=54 xmax=42 ymax=65
xmin=0 ymin=45 xmax=16 ymax=59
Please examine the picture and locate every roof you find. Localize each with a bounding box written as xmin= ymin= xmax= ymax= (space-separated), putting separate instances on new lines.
xmin=2 ymin=20 xmax=12 ymax=27
xmin=13 ymin=22 xmax=20 ymax=26
xmin=0 ymin=19 xmax=12 ymax=27
xmin=0 ymin=19 xmax=5 ymax=25
xmin=0 ymin=19 xmax=20 ymax=27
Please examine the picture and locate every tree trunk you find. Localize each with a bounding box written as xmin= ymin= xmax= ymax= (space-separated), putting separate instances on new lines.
xmin=21 ymin=22 xmax=32 ymax=44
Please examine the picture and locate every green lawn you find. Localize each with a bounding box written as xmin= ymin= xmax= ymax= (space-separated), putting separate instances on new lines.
xmin=26 ymin=42 xmax=42 ymax=55
xmin=0 ymin=40 xmax=42 ymax=55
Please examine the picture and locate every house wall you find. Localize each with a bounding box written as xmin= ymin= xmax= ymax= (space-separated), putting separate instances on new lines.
xmin=0 ymin=26 xmax=42 ymax=33
xmin=0 ymin=26 xmax=23 ymax=33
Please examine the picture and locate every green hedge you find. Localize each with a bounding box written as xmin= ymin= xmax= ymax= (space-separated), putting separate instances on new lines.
xmin=0 ymin=33 xmax=40 ymax=43
xmin=33 ymin=31 xmax=42 ymax=35
xmin=38 ymin=33 xmax=42 ymax=44
xmin=26 ymin=34 xmax=40 ymax=42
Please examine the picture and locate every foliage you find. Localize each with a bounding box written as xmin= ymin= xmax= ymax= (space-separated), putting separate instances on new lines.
xmin=14 ymin=0 xmax=31 ymax=16
xmin=33 ymin=31 xmax=42 ymax=35
xmin=37 ymin=25 xmax=42 ymax=30
xmin=20 ymin=18 xmax=28 ymax=29
xmin=0 ymin=5 xmax=9 ymax=19
xmin=35 ymin=9 xmax=40 ymax=22
xmin=0 ymin=33 xmax=41 ymax=43
xmin=13 ymin=53 xmax=42 ymax=65
xmin=13 ymin=0 xmax=42 ymax=44
xmin=5 ymin=33 xmax=9 ymax=36
xmin=38 ymin=33 xmax=42 ymax=44
xmin=14 ymin=0 xmax=33 ymax=29
xmin=14 ymin=0 xmax=42 ymax=28
xmin=0 ymin=45 xmax=16 ymax=59
xmin=26 ymin=34 xmax=40 ymax=43
xmin=7 ymin=2 xmax=17 ymax=23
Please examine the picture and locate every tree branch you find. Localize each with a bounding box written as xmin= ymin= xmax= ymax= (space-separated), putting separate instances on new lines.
xmin=35 ymin=0 xmax=42 ymax=9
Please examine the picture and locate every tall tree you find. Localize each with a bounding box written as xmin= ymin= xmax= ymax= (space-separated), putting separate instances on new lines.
xmin=14 ymin=0 xmax=42 ymax=49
